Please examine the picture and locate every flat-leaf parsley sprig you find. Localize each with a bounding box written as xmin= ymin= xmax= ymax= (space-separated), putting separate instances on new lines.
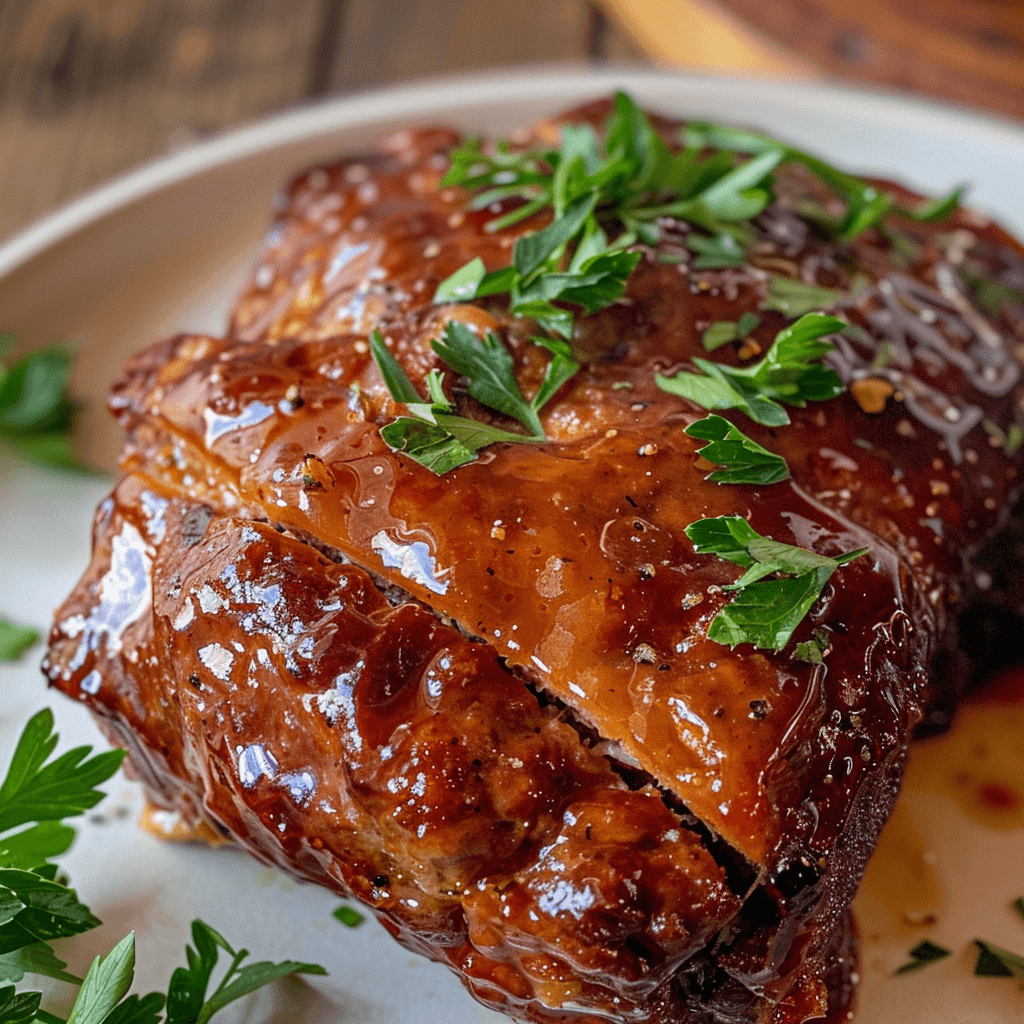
xmin=685 ymin=516 xmax=868 ymax=651
xmin=370 ymin=324 xmax=574 ymax=474
xmin=0 ymin=710 xmax=125 ymax=989
xmin=0 ymin=708 xmax=124 ymax=870
xmin=162 ymin=919 xmax=325 ymax=1024
xmin=657 ymin=312 xmax=846 ymax=427
xmin=0 ymin=711 xmax=328 ymax=1022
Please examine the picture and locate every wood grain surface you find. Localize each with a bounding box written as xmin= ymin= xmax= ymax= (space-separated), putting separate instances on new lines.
xmin=0 ymin=0 xmax=1020 ymax=243
xmin=707 ymin=0 xmax=1024 ymax=120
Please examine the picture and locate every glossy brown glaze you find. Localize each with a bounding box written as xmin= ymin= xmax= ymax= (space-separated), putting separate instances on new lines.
xmin=44 ymin=100 xmax=1024 ymax=1023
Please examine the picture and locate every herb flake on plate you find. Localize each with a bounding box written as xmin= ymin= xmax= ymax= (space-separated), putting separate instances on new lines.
xmin=894 ymin=940 xmax=952 ymax=975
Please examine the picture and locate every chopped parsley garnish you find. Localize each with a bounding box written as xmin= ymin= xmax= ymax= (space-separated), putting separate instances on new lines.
xmin=0 ymin=334 xmax=85 ymax=472
xmin=684 ymin=414 xmax=789 ymax=485
xmin=960 ymin=264 xmax=1024 ymax=317
xmin=686 ymin=233 xmax=746 ymax=269
xmin=435 ymin=91 xmax=797 ymax=341
xmin=895 ymin=897 xmax=1024 ymax=982
xmin=793 ymin=628 xmax=831 ymax=665
xmin=656 ymin=312 xmax=845 ymax=426
xmin=981 ymin=419 xmax=1024 ymax=456
xmin=701 ymin=311 xmax=760 ymax=352
xmin=973 ymin=939 xmax=1024 ymax=979
xmin=429 ymin=93 xmax=965 ymax=456
xmin=332 ymin=905 xmax=365 ymax=928
xmin=371 ymin=325 xmax=570 ymax=474
xmin=0 ymin=712 xmax=329 ymax=1020
xmin=762 ymin=275 xmax=842 ymax=319
xmin=0 ymin=622 xmax=38 ymax=663
xmin=685 ymin=516 xmax=867 ymax=651
xmin=683 ymin=121 xmax=964 ymax=240
xmin=894 ymin=940 xmax=952 ymax=975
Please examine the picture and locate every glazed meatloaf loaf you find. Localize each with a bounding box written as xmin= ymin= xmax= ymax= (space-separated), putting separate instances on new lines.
xmin=44 ymin=95 xmax=1024 ymax=1022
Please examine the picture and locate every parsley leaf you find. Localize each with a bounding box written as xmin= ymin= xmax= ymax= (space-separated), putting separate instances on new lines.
xmin=960 ymin=264 xmax=1024 ymax=317
xmin=372 ymin=326 xmax=574 ymax=474
xmin=380 ymin=414 xmax=524 ymax=474
xmin=657 ymin=312 xmax=845 ymax=426
xmin=0 ymin=940 xmax=80 ymax=985
xmin=432 ymin=257 xmax=513 ymax=304
xmin=0 ymin=709 xmax=125 ymax=836
xmin=701 ymin=311 xmax=760 ymax=352
xmin=439 ymin=137 xmax=552 ymax=230
xmin=0 ymin=623 xmax=37 ymax=664
xmin=708 ymin=572 xmax=833 ymax=651
xmin=332 ymin=905 xmax=365 ymax=928
xmin=793 ymin=628 xmax=831 ymax=665
xmin=166 ymin=919 xmax=326 ymax=1024
xmin=685 ymin=516 xmax=867 ymax=651
xmin=894 ymin=940 xmax=952 ymax=975
xmin=762 ymin=275 xmax=842 ymax=319
xmin=431 ymin=321 xmax=545 ymax=437
xmin=684 ymin=414 xmax=789 ymax=485
xmin=66 ymin=932 xmax=144 ymax=1024
xmin=701 ymin=322 xmax=741 ymax=352
xmin=0 ymin=823 xmax=76 ymax=872
xmin=0 ymin=985 xmax=41 ymax=1024
xmin=973 ymin=939 xmax=1024 ymax=979
xmin=0 ymin=339 xmax=87 ymax=473
xmin=98 ymin=993 xmax=166 ymax=1024
xmin=0 ymin=344 xmax=73 ymax=434
xmin=52 ymin=931 xmax=165 ymax=1024
xmin=530 ymin=335 xmax=580 ymax=412
xmin=0 ymin=868 xmax=99 ymax=948
xmin=898 ymin=184 xmax=967 ymax=224
xmin=513 ymin=192 xmax=596 ymax=278
xmin=687 ymin=233 xmax=747 ymax=269
xmin=683 ymin=122 xmax=962 ymax=239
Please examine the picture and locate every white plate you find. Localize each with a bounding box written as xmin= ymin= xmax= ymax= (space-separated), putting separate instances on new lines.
xmin=1 ymin=67 xmax=1023 ymax=1023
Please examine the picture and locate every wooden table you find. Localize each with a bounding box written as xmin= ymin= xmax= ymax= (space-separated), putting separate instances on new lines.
xmin=0 ymin=0 xmax=1021 ymax=243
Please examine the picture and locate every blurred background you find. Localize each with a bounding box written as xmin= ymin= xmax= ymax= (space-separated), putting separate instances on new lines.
xmin=0 ymin=0 xmax=1022 ymax=242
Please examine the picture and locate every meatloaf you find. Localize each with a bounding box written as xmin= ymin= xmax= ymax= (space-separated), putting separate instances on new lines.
xmin=43 ymin=97 xmax=1024 ymax=1022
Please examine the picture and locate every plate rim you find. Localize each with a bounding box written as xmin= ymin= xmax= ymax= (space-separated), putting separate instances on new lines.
xmin=2 ymin=63 xmax=1024 ymax=281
